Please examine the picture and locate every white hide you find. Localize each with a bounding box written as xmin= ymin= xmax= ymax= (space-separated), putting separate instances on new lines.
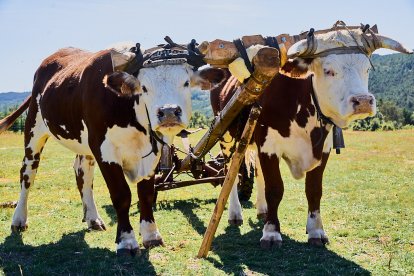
xmin=55 ymin=121 xmax=92 ymax=156
xmin=140 ymin=220 xmax=163 ymax=243
xmin=228 ymin=175 xmax=243 ymax=222
xmin=73 ymin=155 xmax=105 ymax=228
xmin=100 ymin=124 xmax=160 ymax=183
xmin=220 ymin=132 xmax=243 ymax=223
xmin=12 ymin=106 xmax=50 ymax=228
xmin=310 ymin=54 xmax=375 ymax=128
xmin=260 ymin=222 xmax=282 ymax=242
xmin=116 ymin=230 xmax=139 ymax=250
xmin=260 ymin=119 xmax=328 ymax=179
xmin=254 ymin=151 xmax=268 ymax=216
xmin=306 ymin=210 xmax=328 ymax=240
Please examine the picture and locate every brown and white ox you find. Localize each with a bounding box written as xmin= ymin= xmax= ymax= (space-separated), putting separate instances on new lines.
xmin=211 ymin=28 xmax=412 ymax=248
xmin=0 ymin=44 xmax=224 ymax=255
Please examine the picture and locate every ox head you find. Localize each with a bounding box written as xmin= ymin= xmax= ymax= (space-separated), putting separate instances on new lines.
xmin=281 ymin=22 xmax=413 ymax=128
xmin=104 ymin=38 xmax=224 ymax=144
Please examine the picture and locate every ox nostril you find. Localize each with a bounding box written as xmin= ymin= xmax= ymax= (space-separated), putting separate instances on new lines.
xmin=174 ymin=107 xmax=182 ymax=117
xmin=351 ymin=97 xmax=360 ymax=106
xmin=369 ymin=99 xmax=374 ymax=105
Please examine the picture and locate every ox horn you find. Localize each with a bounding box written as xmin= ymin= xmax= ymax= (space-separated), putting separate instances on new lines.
xmin=373 ymin=34 xmax=413 ymax=54
xmin=287 ymin=29 xmax=318 ymax=59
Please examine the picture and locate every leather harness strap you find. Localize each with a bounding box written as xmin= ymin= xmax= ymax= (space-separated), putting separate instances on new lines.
xmin=233 ymin=38 xmax=254 ymax=74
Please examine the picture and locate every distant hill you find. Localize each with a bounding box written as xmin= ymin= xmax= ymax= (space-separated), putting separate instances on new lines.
xmin=1 ymin=52 xmax=413 ymax=117
xmin=0 ymin=92 xmax=30 ymax=110
xmin=369 ymin=53 xmax=414 ymax=111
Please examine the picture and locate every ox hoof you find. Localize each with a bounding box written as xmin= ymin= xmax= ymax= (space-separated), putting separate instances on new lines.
xmin=116 ymin=247 xmax=141 ymax=257
xmin=260 ymin=239 xmax=282 ymax=249
xmin=11 ymin=224 xmax=28 ymax=232
xmin=143 ymin=239 xmax=165 ymax=249
xmin=257 ymin=213 xmax=267 ymax=221
xmin=88 ymin=219 xmax=107 ymax=231
xmin=228 ymin=219 xmax=243 ymax=226
xmin=308 ymin=237 xmax=329 ymax=247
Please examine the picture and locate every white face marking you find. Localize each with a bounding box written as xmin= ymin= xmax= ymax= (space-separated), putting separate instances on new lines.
xmin=260 ymin=222 xmax=282 ymax=242
xmin=140 ymin=220 xmax=163 ymax=244
xmin=138 ymin=64 xmax=193 ymax=142
xmin=261 ymin=123 xmax=321 ymax=179
xmin=310 ymin=54 xmax=376 ymax=128
xmin=116 ymin=230 xmax=139 ymax=250
xmin=100 ymin=124 xmax=160 ymax=182
xmin=306 ymin=210 xmax=328 ymax=240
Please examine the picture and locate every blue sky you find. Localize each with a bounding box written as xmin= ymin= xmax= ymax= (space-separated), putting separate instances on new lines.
xmin=0 ymin=0 xmax=413 ymax=92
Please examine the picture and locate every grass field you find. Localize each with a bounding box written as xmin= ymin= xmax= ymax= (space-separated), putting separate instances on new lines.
xmin=0 ymin=130 xmax=413 ymax=275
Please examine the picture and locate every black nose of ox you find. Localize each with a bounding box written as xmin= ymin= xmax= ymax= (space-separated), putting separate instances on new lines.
xmin=157 ymin=105 xmax=182 ymax=125
xmin=350 ymin=94 xmax=375 ymax=114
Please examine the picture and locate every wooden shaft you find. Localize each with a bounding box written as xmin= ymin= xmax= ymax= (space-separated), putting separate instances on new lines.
xmin=179 ymin=47 xmax=279 ymax=172
xmin=197 ymin=104 xmax=262 ymax=258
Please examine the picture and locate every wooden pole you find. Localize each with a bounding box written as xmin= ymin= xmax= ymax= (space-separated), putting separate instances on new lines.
xmin=179 ymin=47 xmax=279 ymax=172
xmin=197 ymin=104 xmax=262 ymax=258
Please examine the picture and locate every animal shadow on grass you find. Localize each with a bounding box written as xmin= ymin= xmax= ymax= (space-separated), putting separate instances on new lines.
xmin=207 ymin=222 xmax=370 ymax=275
xmin=165 ymin=198 xmax=370 ymax=275
xmin=0 ymin=230 xmax=156 ymax=275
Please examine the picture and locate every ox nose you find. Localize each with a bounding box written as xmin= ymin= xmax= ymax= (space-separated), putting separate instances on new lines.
xmin=350 ymin=95 xmax=375 ymax=114
xmin=157 ymin=105 xmax=182 ymax=124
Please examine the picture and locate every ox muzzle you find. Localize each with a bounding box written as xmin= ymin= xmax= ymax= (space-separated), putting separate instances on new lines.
xmin=349 ymin=94 xmax=376 ymax=115
xmin=157 ymin=104 xmax=184 ymax=128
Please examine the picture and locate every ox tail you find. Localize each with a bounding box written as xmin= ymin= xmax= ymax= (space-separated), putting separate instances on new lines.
xmin=0 ymin=95 xmax=31 ymax=134
xmin=244 ymin=146 xmax=256 ymax=178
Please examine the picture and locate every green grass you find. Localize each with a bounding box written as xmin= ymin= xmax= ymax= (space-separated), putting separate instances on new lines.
xmin=0 ymin=130 xmax=413 ymax=275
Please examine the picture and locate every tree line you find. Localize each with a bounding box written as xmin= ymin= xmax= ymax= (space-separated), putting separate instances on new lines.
xmin=0 ymin=105 xmax=26 ymax=133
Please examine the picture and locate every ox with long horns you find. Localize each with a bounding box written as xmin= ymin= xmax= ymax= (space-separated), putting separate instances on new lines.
xmin=212 ymin=21 xmax=412 ymax=249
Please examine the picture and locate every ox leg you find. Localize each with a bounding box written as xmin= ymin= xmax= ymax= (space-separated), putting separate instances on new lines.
xmin=255 ymin=152 xmax=267 ymax=220
xmin=97 ymin=161 xmax=139 ymax=256
xmin=305 ymin=152 xmax=330 ymax=246
xmin=73 ymin=154 xmax=106 ymax=231
xmin=258 ymin=152 xmax=283 ymax=248
xmin=137 ymin=176 xmax=164 ymax=248
xmin=11 ymin=109 xmax=49 ymax=232
xmin=221 ymin=132 xmax=243 ymax=226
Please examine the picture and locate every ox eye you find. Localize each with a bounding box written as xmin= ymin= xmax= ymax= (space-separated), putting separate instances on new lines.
xmin=184 ymin=81 xmax=190 ymax=87
xmin=142 ymin=86 xmax=148 ymax=93
xmin=324 ymin=69 xmax=335 ymax=77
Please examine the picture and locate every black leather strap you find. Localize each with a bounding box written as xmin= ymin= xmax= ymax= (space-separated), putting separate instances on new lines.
xmin=265 ymin=36 xmax=280 ymax=53
xmin=233 ymin=38 xmax=254 ymax=74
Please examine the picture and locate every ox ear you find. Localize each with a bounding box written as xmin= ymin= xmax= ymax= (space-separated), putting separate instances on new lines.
xmin=280 ymin=58 xmax=313 ymax=79
xmin=191 ymin=67 xmax=225 ymax=90
xmin=103 ymin=72 xmax=141 ymax=97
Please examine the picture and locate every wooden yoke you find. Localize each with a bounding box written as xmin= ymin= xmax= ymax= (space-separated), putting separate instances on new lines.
xmin=178 ymin=47 xmax=280 ymax=172
xmin=197 ymin=34 xmax=299 ymax=68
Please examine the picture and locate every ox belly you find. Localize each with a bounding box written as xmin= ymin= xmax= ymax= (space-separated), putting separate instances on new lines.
xmin=100 ymin=125 xmax=160 ymax=183
xmin=260 ymin=120 xmax=332 ymax=179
